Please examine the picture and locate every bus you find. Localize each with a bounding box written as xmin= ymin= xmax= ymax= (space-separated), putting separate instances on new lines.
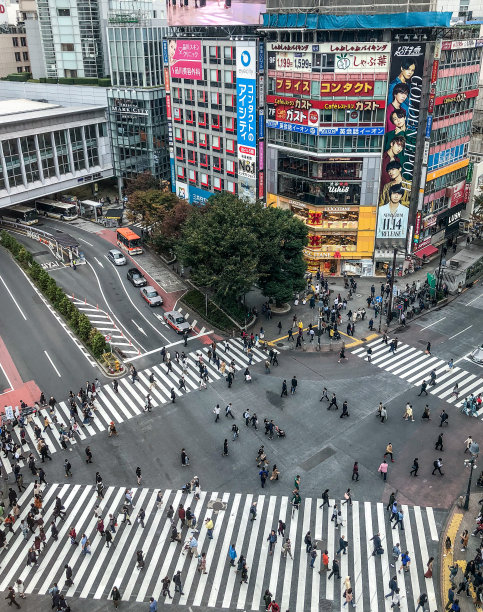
xmin=35 ymin=199 xmax=78 ymax=221
xmin=0 ymin=205 xmax=38 ymax=225
xmin=117 ymin=227 xmax=143 ymax=255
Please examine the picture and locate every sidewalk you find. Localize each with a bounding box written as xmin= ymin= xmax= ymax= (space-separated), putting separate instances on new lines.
xmin=440 ymin=488 xmax=483 ymax=612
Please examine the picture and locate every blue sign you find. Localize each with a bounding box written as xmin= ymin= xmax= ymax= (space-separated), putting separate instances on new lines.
xmin=425 ymin=116 xmax=433 ymax=139
xmin=259 ymin=113 xmax=265 ymax=139
xmin=170 ymin=157 xmax=175 ymax=193
xmin=428 ymin=143 xmax=465 ymax=172
xmin=258 ymin=41 xmax=265 ymax=71
xmin=266 ymin=120 xmax=384 ymax=136
xmin=162 ymin=40 xmax=169 ymax=66
xmin=237 ymin=47 xmax=257 ymax=151
xmin=189 ymin=186 xmax=213 ymax=206
xmin=375 ymin=296 xmax=383 ymax=303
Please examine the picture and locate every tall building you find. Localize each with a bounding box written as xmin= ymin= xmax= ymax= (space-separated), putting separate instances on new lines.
xmin=165 ymin=27 xmax=262 ymax=205
xmin=0 ymin=25 xmax=30 ymax=77
xmin=262 ymin=12 xmax=482 ymax=274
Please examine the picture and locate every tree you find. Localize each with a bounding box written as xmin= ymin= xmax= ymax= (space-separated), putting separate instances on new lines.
xmin=124 ymin=171 xmax=158 ymax=196
xmin=150 ymin=200 xmax=193 ymax=255
xmin=176 ymin=193 xmax=260 ymax=303
xmin=257 ymin=207 xmax=308 ymax=305
xmin=124 ymin=189 xmax=180 ymax=229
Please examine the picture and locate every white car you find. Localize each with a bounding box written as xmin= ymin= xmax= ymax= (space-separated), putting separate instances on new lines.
xmin=107 ymin=249 xmax=126 ymax=266
xmin=140 ymin=285 xmax=163 ymax=307
xmin=470 ymin=344 xmax=483 ymax=365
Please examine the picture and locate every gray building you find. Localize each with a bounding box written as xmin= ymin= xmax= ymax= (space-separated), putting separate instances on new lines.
xmin=0 ymin=98 xmax=112 ymax=207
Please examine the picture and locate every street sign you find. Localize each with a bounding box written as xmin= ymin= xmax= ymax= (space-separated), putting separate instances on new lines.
xmin=375 ymin=296 xmax=383 ymax=303
xmin=105 ymin=334 xmax=112 ymax=342
xmin=397 ymin=304 xmax=404 ymax=309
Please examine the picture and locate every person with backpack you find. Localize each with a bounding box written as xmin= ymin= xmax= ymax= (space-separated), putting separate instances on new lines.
xmin=399 ymin=551 xmax=411 ymax=573
xmin=268 ymin=600 xmax=280 ymax=612
xmin=267 ymin=530 xmax=277 ymax=555
xmin=415 ymin=593 xmax=428 ymax=612
xmin=304 ymin=531 xmax=312 ymax=553
xmin=263 ymin=590 xmax=273 ymax=610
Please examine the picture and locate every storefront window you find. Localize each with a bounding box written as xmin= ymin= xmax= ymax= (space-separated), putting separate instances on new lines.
xmin=308 ymin=233 xmax=357 ymax=252
xmin=278 ymin=153 xmax=362 ymax=180
xmin=278 ymin=174 xmax=360 ymax=206
xmin=307 ymin=209 xmax=358 ymax=229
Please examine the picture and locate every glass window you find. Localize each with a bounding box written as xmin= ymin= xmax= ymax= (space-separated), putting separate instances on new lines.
xmin=213 ymin=177 xmax=222 ymax=190
xmin=57 ymin=8 xmax=70 ymax=16
xmin=37 ymin=133 xmax=56 ymax=179
xmin=12 ymin=37 xmax=18 ymax=47
xmin=53 ymin=130 xmax=70 ymax=175
xmin=3 ymin=139 xmax=23 ymax=187
xmin=21 ymin=135 xmax=40 ymax=184
xmin=69 ymin=127 xmax=85 ymax=172
xmin=15 ymin=52 xmax=20 ymax=61
xmin=61 ymin=43 xmax=74 ymax=51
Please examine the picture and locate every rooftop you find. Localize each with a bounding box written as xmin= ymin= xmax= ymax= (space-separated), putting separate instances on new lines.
xmin=0 ymin=99 xmax=107 ymax=127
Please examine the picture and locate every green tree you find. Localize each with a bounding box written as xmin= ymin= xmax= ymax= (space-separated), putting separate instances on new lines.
xmin=257 ymin=207 xmax=308 ymax=305
xmin=89 ymin=331 xmax=107 ymax=358
xmin=124 ymin=171 xmax=159 ymax=196
xmin=78 ymin=313 xmax=92 ymax=341
xmin=176 ymin=193 xmax=260 ymax=304
xmin=150 ymin=199 xmax=193 ymax=255
xmin=125 ymin=189 xmax=180 ymax=229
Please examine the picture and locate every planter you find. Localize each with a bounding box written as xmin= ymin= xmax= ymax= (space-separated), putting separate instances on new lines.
xmin=270 ymin=303 xmax=291 ymax=315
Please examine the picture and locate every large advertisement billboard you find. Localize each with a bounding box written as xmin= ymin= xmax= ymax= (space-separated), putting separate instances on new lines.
xmin=377 ymin=43 xmax=425 ymax=240
xmin=236 ymin=43 xmax=257 ymax=201
xmin=166 ymin=0 xmax=264 ymax=26
xmin=168 ymin=40 xmax=202 ymax=80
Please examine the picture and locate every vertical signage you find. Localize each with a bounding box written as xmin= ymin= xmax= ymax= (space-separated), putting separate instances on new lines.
xmin=377 ymin=43 xmax=426 ymax=242
xmin=236 ymin=42 xmax=257 ymax=202
xmin=163 ymin=40 xmax=176 ymax=193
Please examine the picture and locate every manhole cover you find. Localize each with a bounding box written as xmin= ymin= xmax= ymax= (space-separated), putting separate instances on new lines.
xmin=276 ymin=342 xmax=284 ymax=347
xmin=361 ymin=337 xmax=367 ymax=342
xmin=207 ymin=499 xmax=226 ymax=513
xmin=418 ymin=339 xmax=427 ymax=344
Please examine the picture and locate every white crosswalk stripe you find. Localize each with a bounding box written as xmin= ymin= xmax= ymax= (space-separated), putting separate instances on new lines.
xmin=0 ymin=484 xmax=442 ymax=610
xmin=352 ymin=337 xmax=482 ymax=415
xmin=2 ymin=340 xmax=273 ymax=465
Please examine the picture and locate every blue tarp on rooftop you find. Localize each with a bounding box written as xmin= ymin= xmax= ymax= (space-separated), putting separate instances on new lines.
xmin=262 ymin=11 xmax=452 ymax=29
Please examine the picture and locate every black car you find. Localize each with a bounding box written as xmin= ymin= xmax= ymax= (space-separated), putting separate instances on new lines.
xmin=126 ymin=267 xmax=147 ymax=287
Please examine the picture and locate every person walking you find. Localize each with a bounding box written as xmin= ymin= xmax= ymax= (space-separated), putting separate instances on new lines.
xmin=173 ymin=570 xmax=184 ymax=595
xmin=110 ymin=586 xmax=122 ymax=608
xmin=464 ymin=436 xmax=473 ymax=454
xmin=440 ymin=409 xmax=449 ymax=427
xmin=319 ymin=488 xmax=330 ymax=508
xmin=399 ymin=551 xmax=411 ymax=573
xmin=281 ymin=537 xmax=293 ymax=559
xmin=319 ymin=550 xmax=329 ymax=573
xmin=385 ymin=575 xmax=398 ymax=599
xmin=225 ymin=403 xmax=235 ymax=419
xmin=342 ymin=489 xmax=352 ymax=506
xmin=328 ymin=394 xmax=339 ymax=410
xmin=432 ymin=458 xmax=444 ymax=476
xmin=136 ymin=466 xmax=142 ymax=485
xmin=418 ymin=380 xmax=428 ymax=396
xmin=410 ymin=458 xmax=419 ymax=477
xmin=384 ymin=443 xmax=394 ymax=462
xmin=267 ymin=530 xmax=277 ymax=555
xmin=229 ymin=544 xmax=237 ymax=567
xmin=280 ymin=380 xmax=288 ymax=397
xmin=351 ymin=462 xmax=359 ymax=481
xmin=460 ymin=529 xmax=469 ymax=551
xmin=336 ymin=535 xmax=349 ymax=555
xmin=328 ymin=558 xmax=341 ymax=580
xmin=64 ymin=459 xmax=72 ymax=477
xmin=213 ymin=404 xmax=220 ymax=422
xmin=424 ymin=556 xmax=434 ymax=578
xmin=85 ymin=446 xmax=93 ymax=464
xmin=290 ymin=376 xmax=298 ymax=394
xmin=392 ymin=509 xmax=404 ymax=531
xmin=310 ymin=547 xmax=317 ymax=569
xmin=263 ymin=589 xmax=273 ymax=610
xmin=378 ymin=460 xmax=388 ymax=480
xmin=415 ymin=593 xmax=428 ymax=612
xmin=161 ymin=576 xmax=172 ymax=599
xmin=435 ymin=433 xmax=444 ymax=451
xmin=5 ymin=586 xmax=21 ymax=609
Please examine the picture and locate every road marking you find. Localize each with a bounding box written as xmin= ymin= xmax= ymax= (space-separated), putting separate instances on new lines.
xmin=77 ymin=237 xmax=94 ymax=246
xmin=419 ymin=316 xmax=446 ymax=331
xmin=44 ymin=350 xmax=61 ymax=377
xmin=449 ymin=325 xmax=472 ymax=340
xmin=94 ymin=257 xmax=104 ymax=268
xmin=0 ymin=362 xmax=13 ymax=392
xmin=0 ymin=274 xmax=27 ymax=320
xmin=131 ymin=319 xmax=147 ymax=336
xmin=125 ymin=329 xmax=215 ymax=362
xmin=465 ymin=293 xmax=482 ymax=306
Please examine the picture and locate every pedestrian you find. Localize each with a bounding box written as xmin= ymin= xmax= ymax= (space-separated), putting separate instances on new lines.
xmin=425 ymin=342 xmax=431 ymax=355
xmin=328 ymin=394 xmax=339 ymax=410
xmin=161 ymin=575 xmax=172 ymax=599
xmin=225 ymin=403 xmax=234 ymax=418
xmin=304 ymin=531 xmax=312 ymax=553
xmin=338 ymin=347 xmax=347 ymax=363
xmin=340 ymin=401 xmax=350 ymax=418
xmin=229 ymin=544 xmax=237 ymax=566
xmin=64 ymin=459 xmax=72 ymax=477
xmin=85 ymin=446 xmax=93 ymax=464
xmin=280 ymin=380 xmax=288 ymax=397
xmin=342 ymin=488 xmax=352 ymax=506
xmin=464 ymin=436 xmax=473 ymax=454
xmin=110 ymin=586 xmax=122 ymax=608
xmin=290 ymin=376 xmax=298 ymax=394
xmin=445 ymin=586 xmax=455 ymax=610
xmin=435 ymin=433 xmax=444 ymax=451
xmin=213 ymin=404 xmax=220 ymax=422
xmin=415 ymin=593 xmax=428 ymax=612
xmin=5 ymin=586 xmax=21 ymax=609
xmin=384 ymin=442 xmax=394 ymax=462
xmin=320 ymin=387 xmax=329 ymax=402
xmin=173 ymin=570 xmax=184 ymax=595
xmin=440 ymin=409 xmax=449 ymax=426
xmin=410 ymin=458 xmax=419 ymax=477
xmin=403 ymin=403 xmax=414 ymax=422
xmin=136 ymin=550 xmax=145 ymax=569
xmin=331 ymin=503 xmax=341 ymax=528
xmin=281 ymin=537 xmax=293 ymax=559
xmin=15 ymin=579 xmax=26 ymax=600
xmin=264 ymin=589 xmax=273 ymax=610
xmin=328 ymin=558 xmax=341 ymax=580
xmin=352 ymin=462 xmax=359 ymax=481
xmin=267 ymin=529 xmax=277 ymax=555
xmin=418 ymin=380 xmax=428 ymax=396
xmin=391 ymin=543 xmax=401 ymax=568
xmin=249 ymin=501 xmax=257 ymax=521
xmin=336 ymin=535 xmax=349 ymax=555
xmin=310 ymin=547 xmax=317 ymax=568
xmin=424 ymin=556 xmax=434 ymax=578
xmin=136 ymin=466 xmax=142 ymax=485
xmin=277 ymin=519 xmax=285 ymax=537
xmin=392 ymin=509 xmax=404 ymax=531
xmin=149 ymin=597 xmax=157 ymax=612
xmin=222 ymin=439 xmax=228 ymax=457
xmin=319 ymin=488 xmax=330 ymax=508
xmin=319 ymin=549 xmax=329 ymax=573
xmin=371 ymin=532 xmax=383 ymax=556
xmin=198 ymin=552 xmax=208 ymax=574
xmin=378 ymin=460 xmax=388 ymax=480
xmin=205 ymin=516 xmax=214 ymax=539
xmin=432 ymin=458 xmax=444 ymax=476
xmin=460 ymin=529 xmax=469 ymax=551
xmin=399 ymin=551 xmax=411 ymax=573
xmin=343 ymin=587 xmax=355 ymax=607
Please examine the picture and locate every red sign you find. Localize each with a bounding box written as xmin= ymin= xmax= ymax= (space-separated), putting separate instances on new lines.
xmin=165 ymin=92 xmax=172 ymax=120
xmin=414 ymin=212 xmax=421 ymax=240
xmin=266 ymin=95 xmax=384 ymax=110
xmin=435 ymin=89 xmax=479 ymax=106
xmin=430 ymin=60 xmax=439 ymax=86
xmin=447 ymin=179 xmax=466 ymax=208
xmin=428 ymin=92 xmax=435 ymax=114
xmin=464 ymin=182 xmax=470 ymax=203
xmin=275 ymin=78 xmax=311 ymax=95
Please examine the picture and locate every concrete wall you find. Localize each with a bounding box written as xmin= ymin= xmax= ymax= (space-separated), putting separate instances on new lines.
xmin=25 ymin=18 xmax=46 ymax=79
xmin=0 ymin=31 xmax=30 ymax=77
xmin=0 ymin=80 xmax=109 ymax=106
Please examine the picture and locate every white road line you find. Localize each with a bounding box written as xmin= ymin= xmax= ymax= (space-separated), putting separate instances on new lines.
xmin=448 ymin=325 xmax=472 ymax=339
xmin=419 ymin=316 xmax=446 ymax=331
xmin=125 ymin=329 xmax=215 ymax=362
xmin=0 ymin=362 xmax=13 ymax=391
xmin=44 ymin=350 xmax=61 ymax=377
xmin=77 ymin=237 xmax=94 ymax=246
xmin=425 ymin=507 xmax=439 ymax=541
xmin=0 ymin=274 xmax=27 ymax=320
xmin=465 ymin=294 xmax=482 ymax=306
xmin=94 ymin=257 xmax=104 ymax=268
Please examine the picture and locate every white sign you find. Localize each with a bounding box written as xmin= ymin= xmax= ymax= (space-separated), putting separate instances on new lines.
xmin=328 ymin=183 xmax=349 ymax=194
xmin=4 ymin=406 xmax=14 ymax=421
xmin=105 ymin=334 xmax=112 ymax=342
xmin=0 ymin=0 xmax=7 ymax=24
xmin=275 ymin=52 xmax=312 ymax=73
xmin=176 ymin=181 xmax=188 ymax=200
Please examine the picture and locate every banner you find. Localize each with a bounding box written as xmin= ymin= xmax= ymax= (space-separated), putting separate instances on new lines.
xmin=163 ymin=40 xmax=176 ymax=194
xmin=236 ymin=43 xmax=257 ymax=192
xmin=267 ymin=42 xmax=390 ymax=53
xmin=377 ymin=42 xmax=426 ymax=241
xmin=168 ymin=40 xmax=202 ymax=80
xmin=435 ymin=89 xmax=479 ymax=105
xmin=266 ymin=120 xmax=383 ymax=136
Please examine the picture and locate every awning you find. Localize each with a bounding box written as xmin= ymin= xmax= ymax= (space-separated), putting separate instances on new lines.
xmin=414 ymin=244 xmax=438 ymax=258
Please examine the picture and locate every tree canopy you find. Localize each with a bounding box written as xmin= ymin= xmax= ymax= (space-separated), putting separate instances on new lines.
xmin=176 ymin=193 xmax=308 ymax=305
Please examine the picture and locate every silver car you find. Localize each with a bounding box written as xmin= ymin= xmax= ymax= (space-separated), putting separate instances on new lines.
xmin=470 ymin=344 xmax=483 ymax=364
xmin=107 ymin=249 xmax=126 ymax=266
xmin=140 ymin=285 xmax=163 ymax=307
xmin=163 ymin=310 xmax=191 ymax=334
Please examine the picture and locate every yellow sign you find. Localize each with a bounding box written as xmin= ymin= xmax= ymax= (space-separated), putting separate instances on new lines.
xmin=426 ymin=158 xmax=469 ymax=182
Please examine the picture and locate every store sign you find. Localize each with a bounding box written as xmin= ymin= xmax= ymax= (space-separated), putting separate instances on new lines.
xmin=428 ymin=143 xmax=466 ymax=172
xmin=334 ymin=52 xmax=389 ymax=73
xmin=258 ymin=171 xmax=265 ymax=200
xmin=425 ymin=116 xmax=433 ymax=139
xmin=168 ymin=40 xmax=203 ymax=80
xmin=266 ymin=120 xmax=384 ymax=136
xmin=112 ymin=99 xmax=148 ymax=116
xmin=236 ymin=43 xmax=257 ymax=186
xmin=448 ymin=209 xmax=462 ymax=226
xmin=276 ymin=78 xmax=311 ymax=95
xmin=273 ymin=52 xmax=312 ymax=73
xmin=176 ymin=181 xmax=188 ymax=200
xmin=377 ymin=42 xmax=426 ymax=241
xmin=328 ymin=182 xmax=349 ymax=193
xmin=447 ymin=179 xmax=466 ymax=208
xmin=268 ymin=47 xmax=390 ymax=74
xmin=259 ymin=141 xmax=264 ymax=171
xmin=258 ymin=41 xmax=265 ymax=72
xmin=414 ymin=211 xmax=421 ymax=241
xmin=267 ymin=42 xmax=390 ymax=53
xmin=267 ymin=95 xmax=384 ymax=110
xmin=423 ymin=214 xmax=437 ymax=229
xmin=430 ymin=60 xmax=439 ymax=86
xmin=435 ymin=89 xmax=479 ymax=106
xmin=441 ymin=39 xmax=477 ymax=50
xmin=189 ymin=186 xmax=213 ymax=206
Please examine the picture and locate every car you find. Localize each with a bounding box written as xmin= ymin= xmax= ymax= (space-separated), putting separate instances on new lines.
xmin=126 ymin=267 xmax=147 ymax=287
xmin=163 ymin=310 xmax=191 ymax=334
xmin=470 ymin=344 xmax=483 ymax=364
xmin=140 ymin=285 xmax=163 ymax=307
xmin=107 ymin=249 xmax=127 ymax=266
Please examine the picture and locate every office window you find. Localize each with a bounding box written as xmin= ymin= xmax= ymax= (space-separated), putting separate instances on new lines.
xmin=70 ymin=127 xmax=85 ymax=171
xmin=210 ymin=92 xmax=220 ymax=106
xmin=227 ymin=181 xmax=236 ymax=194
xmin=174 ymin=108 xmax=183 ymax=122
xmin=188 ymin=169 xmax=197 ymax=183
xmin=210 ymin=69 xmax=219 ymax=82
xmin=15 ymin=52 xmax=20 ymax=61
xmin=12 ymin=37 xmax=18 ymax=47
xmin=17 ymin=67 xmax=23 ymax=73
xmin=201 ymin=173 xmax=210 ymax=188
xmin=187 ymin=130 xmax=196 ymax=145
xmin=213 ymin=156 xmax=223 ymax=173
xmin=197 ymin=90 xmax=207 ymax=106
xmin=57 ymin=8 xmax=70 ymax=16
xmin=198 ymin=112 xmax=207 ymax=126
xmin=176 ymin=147 xmax=184 ymax=161
xmin=185 ymin=109 xmax=194 ymax=124
xmin=177 ymin=165 xmax=185 ymax=179
xmin=23 ymin=51 xmax=29 ymax=61
xmin=24 ymin=66 xmax=30 ymax=72
xmin=199 ymin=133 xmax=209 ymax=148
xmin=53 ymin=130 xmax=71 ymax=174
xmin=211 ymin=114 xmax=222 ymax=130
xmin=188 ymin=150 xmax=197 ymax=165
xmin=224 ymin=70 xmax=235 ymax=84
xmin=226 ymin=159 xmax=235 ymax=175
xmin=224 ymin=46 xmax=235 ymax=62
xmin=226 ymin=117 xmax=236 ymax=132
xmin=37 ymin=133 xmax=56 ymax=179
xmin=209 ymin=45 xmax=220 ymax=59
xmin=212 ymin=136 xmax=221 ymax=151
xmin=85 ymin=124 xmax=99 ymax=167
xmin=61 ymin=43 xmax=74 ymax=51
xmin=64 ymin=69 xmax=77 ymax=77
xmin=213 ymin=177 xmax=222 ymax=191
xmin=3 ymin=138 xmax=23 ymax=187
xmin=226 ymin=138 xmax=235 ymax=154
xmin=224 ymin=93 xmax=236 ymax=109
xmin=200 ymin=153 xmax=210 ymax=167
xmin=175 ymin=127 xmax=183 ymax=142
xmin=185 ymin=88 xmax=195 ymax=105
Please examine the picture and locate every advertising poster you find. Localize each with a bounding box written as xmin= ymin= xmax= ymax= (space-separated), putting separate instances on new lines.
xmin=162 ymin=40 xmax=176 ymax=193
xmin=168 ymin=40 xmax=203 ymax=80
xmin=377 ymin=43 xmax=425 ymax=240
xmin=236 ymin=43 xmax=257 ymax=194
xmin=166 ymin=0 xmax=264 ymax=26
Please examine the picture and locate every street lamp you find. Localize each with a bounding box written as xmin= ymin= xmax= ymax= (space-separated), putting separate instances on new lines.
xmin=463 ymin=442 xmax=479 ymax=510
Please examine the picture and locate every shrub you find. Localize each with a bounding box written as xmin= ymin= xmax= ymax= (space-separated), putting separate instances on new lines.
xmin=89 ymin=331 xmax=107 ymax=358
xmin=78 ymin=313 xmax=92 ymax=341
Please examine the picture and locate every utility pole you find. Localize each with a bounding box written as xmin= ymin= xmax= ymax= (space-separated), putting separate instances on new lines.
xmin=386 ymin=247 xmax=398 ymax=326
xmin=464 ymin=457 xmax=476 ymax=510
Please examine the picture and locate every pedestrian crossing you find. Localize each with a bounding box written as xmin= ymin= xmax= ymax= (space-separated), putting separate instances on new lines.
xmin=0 ymin=484 xmax=442 ymax=611
xmin=69 ymin=296 xmax=140 ymax=356
xmin=352 ymin=337 xmax=483 ymax=412
xmin=0 ymin=339 xmax=270 ymax=475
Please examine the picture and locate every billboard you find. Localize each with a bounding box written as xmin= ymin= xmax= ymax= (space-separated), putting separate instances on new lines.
xmin=275 ymin=78 xmax=377 ymax=97
xmin=168 ymin=40 xmax=202 ymax=80
xmin=166 ymin=0 xmax=264 ymax=26
xmin=236 ymin=43 xmax=257 ymax=189
xmin=428 ymin=143 xmax=467 ymax=172
xmin=189 ymin=186 xmax=213 ymax=206
xmin=266 ymin=121 xmax=383 ymax=136
xmin=162 ymin=40 xmax=176 ymax=193
xmin=377 ymin=42 xmax=426 ymax=240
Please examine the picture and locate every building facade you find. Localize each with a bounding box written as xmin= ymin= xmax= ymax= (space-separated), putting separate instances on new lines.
xmin=164 ymin=29 xmax=261 ymax=205
xmin=0 ymin=25 xmax=30 ymax=77
xmin=0 ymin=98 xmax=113 ymax=207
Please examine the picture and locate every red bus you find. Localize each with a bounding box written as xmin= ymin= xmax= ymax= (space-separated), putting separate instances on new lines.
xmin=116 ymin=228 xmax=143 ymax=255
